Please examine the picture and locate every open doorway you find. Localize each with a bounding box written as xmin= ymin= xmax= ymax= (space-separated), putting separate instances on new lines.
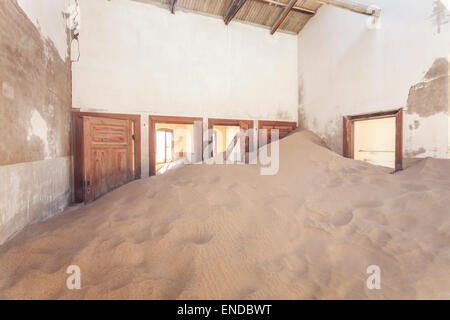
xmin=343 ymin=109 xmax=403 ymax=171
xmin=354 ymin=117 xmax=396 ymax=168
xmin=156 ymin=127 xmax=175 ymax=174
xmin=208 ymin=119 xmax=254 ymax=163
xmin=149 ymin=116 xmax=203 ymax=176
xmin=211 ymin=125 xmax=242 ymax=161
xmin=155 ymin=123 xmax=194 ymax=174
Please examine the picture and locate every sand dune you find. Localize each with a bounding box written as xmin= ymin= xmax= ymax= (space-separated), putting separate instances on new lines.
xmin=0 ymin=130 xmax=449 ymax=299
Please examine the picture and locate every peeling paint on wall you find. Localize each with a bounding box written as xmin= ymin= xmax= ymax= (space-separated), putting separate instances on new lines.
xmin=0 ymin=0 xmax=72 ymax=166
xmin=406 ymin=58 xmax=448 ymax=118
xmin=27 ymin=110 xmax=51 ymax=159
xmin=298 ymin=1 xmax=449 ymax=160
xmin=16 ymin=0 xmax=71 ymax=60
xmin=409 ymin=120 xmax=421 ymax=130
xmin=0 ymin=0 xmax=72 ymax=245
xmin=404 ymin=56 xmax=449 ymax=159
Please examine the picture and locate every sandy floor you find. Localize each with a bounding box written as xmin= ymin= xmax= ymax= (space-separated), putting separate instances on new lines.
xmin=0 ymin=130 xmax=449 ymax=300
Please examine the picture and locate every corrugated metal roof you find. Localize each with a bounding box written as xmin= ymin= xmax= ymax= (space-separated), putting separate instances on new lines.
xmin=132 ymin=0 xmax=321 ymax=34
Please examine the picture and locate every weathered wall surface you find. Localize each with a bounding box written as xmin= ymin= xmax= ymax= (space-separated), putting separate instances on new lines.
xmin=0 ymin=158 xmax=71 ymax=245
xmin=298 ymin=0 xmax=450 ymax=159
xmin=0 ymin=0 xmax=72 ymax=244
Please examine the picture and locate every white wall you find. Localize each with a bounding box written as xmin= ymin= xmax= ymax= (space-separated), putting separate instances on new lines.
xmin=298 ymin=0 xmax=450 ymax=159
xmin=72 ymin=0 xmax=298 ymax=121
xmin=72 ymin=0 xmax=298 ymax=177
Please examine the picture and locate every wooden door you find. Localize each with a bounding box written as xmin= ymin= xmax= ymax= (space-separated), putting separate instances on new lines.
xmin=394 ymin=109 xmax=403 ymax=172
xmin=258 ymin=121 xmax=297 ymax=147
xmin=83 ymin=116 xmax=135 ymax=202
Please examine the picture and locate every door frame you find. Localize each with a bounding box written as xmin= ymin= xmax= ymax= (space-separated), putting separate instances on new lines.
xmin=149 ymin=115 xmax=204 ymax=176
xmin=208 ymin=118 xmax=255 ymax=160
xmin=343 ymin=108 xmax=403 ymax=172
xmin=258 ymin=120 xmax=297 ymax=146
xmin=258 ymin=120 xmax=297 ymax=129
xmin=72 ymin=111 xmax=141 ymax=203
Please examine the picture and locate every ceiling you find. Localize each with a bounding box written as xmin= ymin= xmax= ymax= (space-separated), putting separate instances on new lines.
xmin=132 ymin=0 xmax=322 ymax=34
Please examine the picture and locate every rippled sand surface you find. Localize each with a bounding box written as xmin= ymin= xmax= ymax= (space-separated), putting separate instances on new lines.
xmin=0 ymin=130 xmax=449 ymax=299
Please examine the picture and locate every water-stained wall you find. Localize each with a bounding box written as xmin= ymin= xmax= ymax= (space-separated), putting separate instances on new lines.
xmin=0 ymin=0 xmax=73 ymax=244
xmin=297 ymin=0 xmax=450 ymax=160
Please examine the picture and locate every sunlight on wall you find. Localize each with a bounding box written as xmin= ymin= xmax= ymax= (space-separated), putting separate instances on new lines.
xmin=354 ymin=117 xmax=396 ymax=168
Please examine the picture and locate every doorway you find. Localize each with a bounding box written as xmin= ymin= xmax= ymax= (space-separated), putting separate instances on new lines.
xmin=149 ymin=116 xmax=203 ymax=176
xmin=156 ymin=128 xmax=174 ymax=167
xmin=208 ymin=118 xmax=254 ymax=163
xmin=343 ymin=109 xmax=403 ymax=171
xmin=211 ymin=125 xmax=242 ymax=161
xmin=72 ymin=112 xmax=141 ymax=203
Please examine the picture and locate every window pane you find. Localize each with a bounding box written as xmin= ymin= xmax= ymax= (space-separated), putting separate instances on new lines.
xmin=166 ymin=131 xmax=173 ymax=162
xmin=156 ymin=131 xmax=166 ymax=163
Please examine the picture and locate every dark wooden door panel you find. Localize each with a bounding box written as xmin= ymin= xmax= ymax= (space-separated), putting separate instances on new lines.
xmin=83 ymin=116 xmax=134 ymax=202
xmin=258 ymin=121 xmax=297 ymax=146
xmin=92 ymin=149 xmax=108 ymax=198
xmin=110 ymin=148 xmax=130 ymax=188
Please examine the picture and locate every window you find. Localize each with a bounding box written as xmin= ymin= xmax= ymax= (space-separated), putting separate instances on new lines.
xmin=343 ymin=109 xmax=403 ymax=171
xmin=156 ymin=129 xmax=174 ymax=164
xmin=354 ymin=117 xmax=396 ymax=169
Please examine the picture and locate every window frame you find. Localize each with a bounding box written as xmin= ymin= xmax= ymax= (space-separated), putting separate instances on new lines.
xmin=343 ymin=108 xmax=403 ymax=172
xmin=156 ymin=128 xmax=175 ymax=164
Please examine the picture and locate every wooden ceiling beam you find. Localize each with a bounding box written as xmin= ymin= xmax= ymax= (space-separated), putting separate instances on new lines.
xmin=224 ymin=0 xmax=248 ymax=25
xmin=270 ymin=0 xmax=298 ymax=35
xmin=312 ymin=0 xmax=380 ymax=17
xmin=253 ymin=0 xmax=315 ymax=15
xmin=169 ymin=0 xmax=178 ymax=14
